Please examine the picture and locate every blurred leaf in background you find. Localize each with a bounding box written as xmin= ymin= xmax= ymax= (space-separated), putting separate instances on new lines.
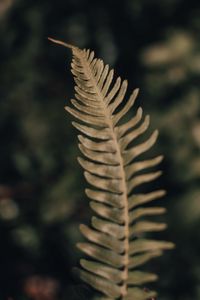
xmin=0 ymin=0 xmax=200 ymax=299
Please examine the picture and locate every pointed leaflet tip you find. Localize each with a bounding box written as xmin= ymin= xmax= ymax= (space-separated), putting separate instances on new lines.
xmin=48 ymin=37 xmax=77 ymax=50
xmin=64 ymin=106 xmax=70 ymax=112
xmin=135 ymin=87 xmax=140 ymax=95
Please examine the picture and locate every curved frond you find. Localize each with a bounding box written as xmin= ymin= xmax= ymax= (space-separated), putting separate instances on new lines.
xmin=52 ymin=39 xmax=175 ymax=300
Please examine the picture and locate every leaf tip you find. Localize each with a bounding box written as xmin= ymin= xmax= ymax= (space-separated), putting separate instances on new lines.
xmin=77 ymin=156 xmax=82 ymax=163
xmin=64 ymin=105 xmax=70 ymax=112
xmin=79 ymin=223 xmax=86 ymax=232
xmin=76 ymin=242 xmax=83 ymax=251
xmin=168 ymin=241 xmax=176 ymax=249
xmin=134 ymin=87 xmax=140 ymax=96
xmin=48 ymin=37 xmax=76 ymax=50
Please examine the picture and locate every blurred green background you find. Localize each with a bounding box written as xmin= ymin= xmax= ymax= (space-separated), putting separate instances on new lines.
xmin=0 ymin=0 xmax=200 ymax=299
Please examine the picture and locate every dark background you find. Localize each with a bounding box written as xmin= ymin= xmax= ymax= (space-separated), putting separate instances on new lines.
xmin=0 ymin=0 xmax=200 ymax=299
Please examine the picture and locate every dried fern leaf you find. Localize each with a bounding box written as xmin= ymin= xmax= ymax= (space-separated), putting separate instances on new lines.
xmin=49 ymin=37 xmax=174 ymax=300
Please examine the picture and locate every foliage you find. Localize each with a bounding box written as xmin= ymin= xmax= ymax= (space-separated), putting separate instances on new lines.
xmin=53 ymin=40 xmax=174 ymax=299
xmin=0 ymin=0 xmax=200 ymax=299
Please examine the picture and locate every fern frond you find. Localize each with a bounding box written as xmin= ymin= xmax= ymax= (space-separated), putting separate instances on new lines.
xmin=50 ymin=38 xmax=174 ymax=300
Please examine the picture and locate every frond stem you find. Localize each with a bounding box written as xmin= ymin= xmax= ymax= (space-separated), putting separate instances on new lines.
xmin=76 ymin=49 xmax=129 ymax=298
